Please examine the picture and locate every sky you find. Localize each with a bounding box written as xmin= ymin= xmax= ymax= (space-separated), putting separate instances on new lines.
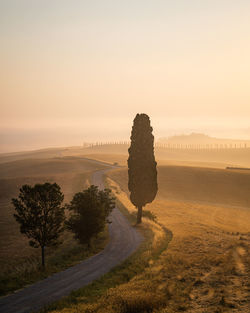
xmin=1 ymin=0 xmax=250 ymax=152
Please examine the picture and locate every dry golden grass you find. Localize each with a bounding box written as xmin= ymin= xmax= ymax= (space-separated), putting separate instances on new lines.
xmin=79 ymin=145 xmax=250 ymax=168
xmin=156 ymin=147 xmax=250 ymax=168
xmin=156 ymin=159 xmax=232 ymax=169
xmin=2 ymin=144 xmax=250 ymax=168
xmin=48 ymin=203 xmax=168 ymax=313
xmin=82 ymin=154 xmax=128 ymax=166
xmin=0 ymin=157 xmax=105 ymax=274
xmin=108 ymin=165 xmax=250 ymax=208
xmin=0 ymin=156 xmax=104 ymax=178
xmin=78 ymin=152 xmax=237 ymax=169
xmin=0 ymin=173 xmax=90 ymax=267
xmin=81 ymin=153 xmax=233 ymax=169
xmin=106 ymin=177 xmax=135 ymax=214
xmin=107 ymin=177 xmax=166 ymax=251
xmin=2 ymin=150 xmax=249 ymax=311
xmin=40 ymin=161 xmax=250 ymax=313
xmin=145 ymin=200 xmax=250 ymax=312
xmin=99 ymin=166 xmax=250 ymax=313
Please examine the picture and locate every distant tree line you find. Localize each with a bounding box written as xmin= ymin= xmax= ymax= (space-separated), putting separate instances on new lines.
xmin=154 ymin=143 xmax=250 ymax=149
xmin=83 ymin=141 xmax=250 ymax=149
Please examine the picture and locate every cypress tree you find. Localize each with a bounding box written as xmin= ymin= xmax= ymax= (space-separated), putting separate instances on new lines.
xmin=128 ymin=113 xmax=158 ymax=224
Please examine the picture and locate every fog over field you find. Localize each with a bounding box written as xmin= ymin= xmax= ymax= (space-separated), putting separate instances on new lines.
xmin=1 ymin=126 xmax=250 ymax=154
xmin=0 ymin=1 xmax=250 ymax=313
xmin=1 ymin=1 xmax=250 ymax=153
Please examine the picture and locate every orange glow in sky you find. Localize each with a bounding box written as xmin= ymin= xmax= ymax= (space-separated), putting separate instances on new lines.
xmin=1 ymin=1 xmax=250 ymax=152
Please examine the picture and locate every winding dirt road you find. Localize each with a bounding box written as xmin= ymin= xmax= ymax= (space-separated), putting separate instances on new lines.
xmin=0 ymin=163 xmax=143 ymax=313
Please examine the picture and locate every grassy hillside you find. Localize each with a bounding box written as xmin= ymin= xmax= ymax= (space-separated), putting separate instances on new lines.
xmin=82 ymin=153 xmax=239 ymax=169
xmin=82 ymin=154 xmax=127 ymax=166
xmin=100 ymin=167 xmax=250 ymax=312
xmin=48 ymin=164 xmax=250 ymax=313
xmin=0 ymin=147 xmax=66 ymax=164
xmin=1 ymin=151 xmax=249 ymax=310
xmin=81 ymin=145 xmax=250 ymax=168
xmin=108 ymin=165 xmax=250 ymax=208
xmin=156 ymin=147 xmax=250 ymax=168
xmin=0 ymin=156 xmax=105 ymax=178
xmin=0 ymin=157 xmax=107 ymax=295
xmin=1 ymin=144 xmax=250 ymax=168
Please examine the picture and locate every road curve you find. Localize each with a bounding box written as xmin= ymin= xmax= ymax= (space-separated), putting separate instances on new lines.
xmin=0 ymin=165 xmax=143 ymax=313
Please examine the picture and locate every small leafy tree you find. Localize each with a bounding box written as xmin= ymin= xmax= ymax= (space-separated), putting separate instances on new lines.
xmin=66 ymin=185 xmax=115 ymax=246
xmin=12 ymin=183 xmax=65 ymax=268
xmin=128 ymin=113 xmax=158 ymax=224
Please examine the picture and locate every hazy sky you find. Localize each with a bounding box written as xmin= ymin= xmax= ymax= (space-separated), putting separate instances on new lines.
xmin=1 ymin=0 xmax=250 ymax=151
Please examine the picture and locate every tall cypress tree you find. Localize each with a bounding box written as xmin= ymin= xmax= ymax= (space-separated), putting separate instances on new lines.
xmin=128 ymin=113 xmax=158 ymax=224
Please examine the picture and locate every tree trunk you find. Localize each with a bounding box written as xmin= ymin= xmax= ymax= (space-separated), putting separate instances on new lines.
xmin=137 ymin=206 xmax=143 ymax=224
xmin=41 ymin=246 xmax=45 ymax=268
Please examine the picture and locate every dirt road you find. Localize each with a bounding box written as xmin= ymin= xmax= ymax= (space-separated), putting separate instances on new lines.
xmin=0 ymin=165 xmax=143 ymax=313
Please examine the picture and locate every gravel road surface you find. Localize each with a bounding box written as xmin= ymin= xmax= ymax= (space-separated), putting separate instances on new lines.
xmin=0 ymin=164 xmax=143 ymax=313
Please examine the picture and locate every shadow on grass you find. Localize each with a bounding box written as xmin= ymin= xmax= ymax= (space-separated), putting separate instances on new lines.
xmin=0 ymin=229 xmax=109 ymax=297
xmin=40 ymin=197 xmax=172 ymax=313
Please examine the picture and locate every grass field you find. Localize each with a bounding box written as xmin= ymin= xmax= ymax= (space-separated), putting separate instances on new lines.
xmin=103 ymin=166 xmax=250 ymax=312
xmin=1 ymin=144 xmax=250 ymax=168
xmin=42 ymin=163 xmax=250 ymax=312
xmin=40 ymin=189 xmax=171 ymax=313
xmin=1 ymin=148 xmax=250 ymax=311
xmin=108 ymin=165 xmax=250 ymax=208
xmin=0 ymin=156 xmax=107 ymax=295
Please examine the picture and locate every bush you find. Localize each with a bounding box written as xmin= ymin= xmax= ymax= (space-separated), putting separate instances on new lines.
xmin=66 ymin=185 xmax=115 ymax=246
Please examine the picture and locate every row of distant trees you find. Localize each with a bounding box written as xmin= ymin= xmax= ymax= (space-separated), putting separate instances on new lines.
xmin=155 ymin=143 xmax=250 ymax=149
xmin=83 ymin=141 xmax=250 ymax=149
xmin=13 ymin=183 xmax=115 ymax=267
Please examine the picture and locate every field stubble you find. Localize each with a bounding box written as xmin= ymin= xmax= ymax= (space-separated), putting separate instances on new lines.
xmin=1 ymin=152 xmax=249 ymax=312
xmin=0 ymin=157 xmax=106 ymax=295
xmin=103 ymin=167 xmax=250 ymax=313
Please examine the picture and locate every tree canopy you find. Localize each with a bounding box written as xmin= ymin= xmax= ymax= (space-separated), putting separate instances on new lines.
xmin=66 ymin=185 xmax=115 ymax=246
xmin=12 ymin=183 xmax=65 ymax=267
xmin=128 ymin=113 xmax=158 ymax=223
